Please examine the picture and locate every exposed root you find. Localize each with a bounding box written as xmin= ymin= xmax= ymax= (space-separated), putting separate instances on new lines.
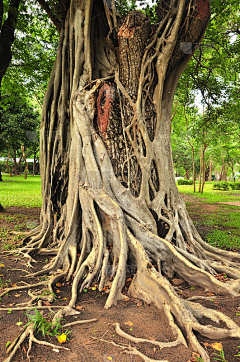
xmin=3 ymin=323 xmax=69 ymax=362
xmin=62 ymin=318 xmax=97 ymax=328
xmin=114 ymin=321 xmax=186 ymax=349
xmin=91 ymin=336 xmax=169 ymax=362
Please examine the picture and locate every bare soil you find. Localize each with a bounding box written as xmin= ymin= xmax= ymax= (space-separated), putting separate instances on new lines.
xmin=1 ymin=204 xmax=240 ymax=362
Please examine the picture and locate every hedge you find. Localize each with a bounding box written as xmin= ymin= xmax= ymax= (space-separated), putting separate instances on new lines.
xmin=177 ymin=179 xmax=193 ymax=185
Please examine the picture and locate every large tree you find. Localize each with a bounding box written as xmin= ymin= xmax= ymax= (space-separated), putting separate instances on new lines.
xmin=3 ymin=1 xmax=240 ymax=362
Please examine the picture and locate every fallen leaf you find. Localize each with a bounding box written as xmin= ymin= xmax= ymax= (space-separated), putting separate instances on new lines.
xmin=14 ymin=294 xmax=21 ymax=298
xmin=149 ymin=337 xmax=156 ymax=341
xmin=192 ymin=352 xmax=200 ymax=358
xmin=125 ymin=321 xmax=133 ymax=326
xmin=211 ymin=342 xmax=223 ymax=351
xmin=12 ymin=284 xmax=17 ymax=287
xmin=16 ymin=321 xmax=23 ymax=326
xmin=76 ymin=306 xmax=84 ymax=310
xmin=0 ymin=264 xmax=5 ymax=268
xmin=43 ymin=301 xmax=51 ymax=306
xmin=6 ymin=341 xmax=11 ymax=348
xmin=107 ymin=357 xmax=112 ymax=361
xmin=153 ymin=347 xmax=156 ymax=353
xmin=57 ymin=333 xmax=67 ymax=344
xmin=126 ymin=278 xmax=132 ymax=282
xmin=56 ymin=289 xmax=61 ymax=293
xmin=203 ymin=342 xmax=211 ymax=347
xmin=92 ymin=287 xmax=96 ymax=291
xmin=56 ymin=283 xmax=62 ymax=287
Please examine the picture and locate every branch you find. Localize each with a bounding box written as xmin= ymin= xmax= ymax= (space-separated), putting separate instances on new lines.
xmin=0 ymin=0 xmax=3 ymax=31
xmin=36 ymin=0 xmax=61 ymax=32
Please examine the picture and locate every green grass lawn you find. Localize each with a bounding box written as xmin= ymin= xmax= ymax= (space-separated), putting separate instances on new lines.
xmin=0 ymin=174 xmax=42 ymax=208
xmin=177 ymin=181 xmax=240 ymax=250
xmin=177 ymin=181 xmax=240 ymax=205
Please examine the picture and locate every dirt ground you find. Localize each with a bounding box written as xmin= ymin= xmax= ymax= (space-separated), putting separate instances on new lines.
xmin=1 ymin=203 xmax=240 ymax=362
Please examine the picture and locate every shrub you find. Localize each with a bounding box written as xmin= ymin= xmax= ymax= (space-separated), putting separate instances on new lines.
xmin=177 ymin=179 xmax=193 ymax=185
xmin=213 ymin=181 xmax=229 ymax=191
xmin=229 ymin=182 xmax=240 ymax=190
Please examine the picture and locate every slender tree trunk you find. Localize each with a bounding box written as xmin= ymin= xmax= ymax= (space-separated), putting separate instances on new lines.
xmin=198 ymin=134 xmax=203 ymax=192
xmin=18 ymin=155 xmax=22 ymax=174
xmin=222 ymin=157 xmax=226 ymax=181
xmin=8 ymin=3 xmax=240 ymax=362
xmin=0 ymin=163 xmax=2 ymax=181
xmin=33 ymin=152 xmax=36 ymax=176
xmin=209 ymin=158 xmax=212 ymax=182
xmin=13 ymin=149 xmax=17 ymax=175
xmin=21 ymin=143 xmax=28 ymax=179
xmin=6 ymin=149 xmax=12 ymax=177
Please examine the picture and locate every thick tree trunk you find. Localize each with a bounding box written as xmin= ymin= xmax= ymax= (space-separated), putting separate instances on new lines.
xmin=5 ymin=2 xmax=240 ymax=362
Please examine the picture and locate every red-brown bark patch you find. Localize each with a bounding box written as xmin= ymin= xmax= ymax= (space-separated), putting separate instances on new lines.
xmin=97 ymin=84 xmax=114 ymax=136
xmin=196 ymin=0 xmax=211 ymax=21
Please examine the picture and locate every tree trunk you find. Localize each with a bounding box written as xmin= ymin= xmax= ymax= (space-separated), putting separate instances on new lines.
xmin=209 ymin=158 xmax=212 ymax=182
xmin=0 ymin=163 xmax=2 ymax=181
xmin=12 ymin=149 xmax=18 ymax=175
xmin=0 ymin=0 xmax=21 ymax=89
xmin=6 ymin=149 xmax=12 ymax=177
xmin=222 ymin=157 xmax=226 ymax=181
xmin=21 ymin=143 xmax=28 ymax=179
xmin=33 ymin=151 xmax=36 ymax=176
xmin=198 ymin=136 xmax=203 ymax=192
xmin=7 ymin=2 xmax=240 ymax=362
xmin=18 ymin=155 xmax=22 ymax=174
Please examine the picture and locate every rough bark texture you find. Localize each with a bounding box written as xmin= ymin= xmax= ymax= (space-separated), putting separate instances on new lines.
xmin=4 ymin=1 xmax=240 ymax=362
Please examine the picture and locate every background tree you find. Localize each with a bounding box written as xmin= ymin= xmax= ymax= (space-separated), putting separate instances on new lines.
xmin=0 ymin=93 xmax=39 ymax=177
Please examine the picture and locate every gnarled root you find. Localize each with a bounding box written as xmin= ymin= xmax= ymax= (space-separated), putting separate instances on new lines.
xmin=3 ymin=323 xmax=69 ymax=362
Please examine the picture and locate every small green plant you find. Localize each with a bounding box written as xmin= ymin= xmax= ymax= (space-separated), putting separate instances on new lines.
xmin=235 ymin=345 xmax=240 ymax=357
xmin=213 ymin=348 xmax=227 ymax=362
xmin=24 ymin=308 xmax=71 ymax=340
xmin=196 ymin=357 xmax=204 ymax=362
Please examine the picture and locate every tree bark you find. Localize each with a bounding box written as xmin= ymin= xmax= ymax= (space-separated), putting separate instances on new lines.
xmin=21 ymin=143 xmax=28 ymax=179
xmin=12 ymin=149 xmax=18 ymax=175
xmin=6 ymin=149 xmax=12 ymax=177
xmin=0 ymin=0 xmax=21 ymax=88
xmin=7 ymin=2 xmax=240 ymax=362
xmin=208 ymin=158 xmax=212 ymax=182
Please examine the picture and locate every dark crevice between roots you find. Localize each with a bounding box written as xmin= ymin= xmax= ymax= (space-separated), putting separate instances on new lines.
xmin=151 ymin=160 xmax=159 ymax=192
xmin=150 ymin=209 xmax=169 ymax=238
